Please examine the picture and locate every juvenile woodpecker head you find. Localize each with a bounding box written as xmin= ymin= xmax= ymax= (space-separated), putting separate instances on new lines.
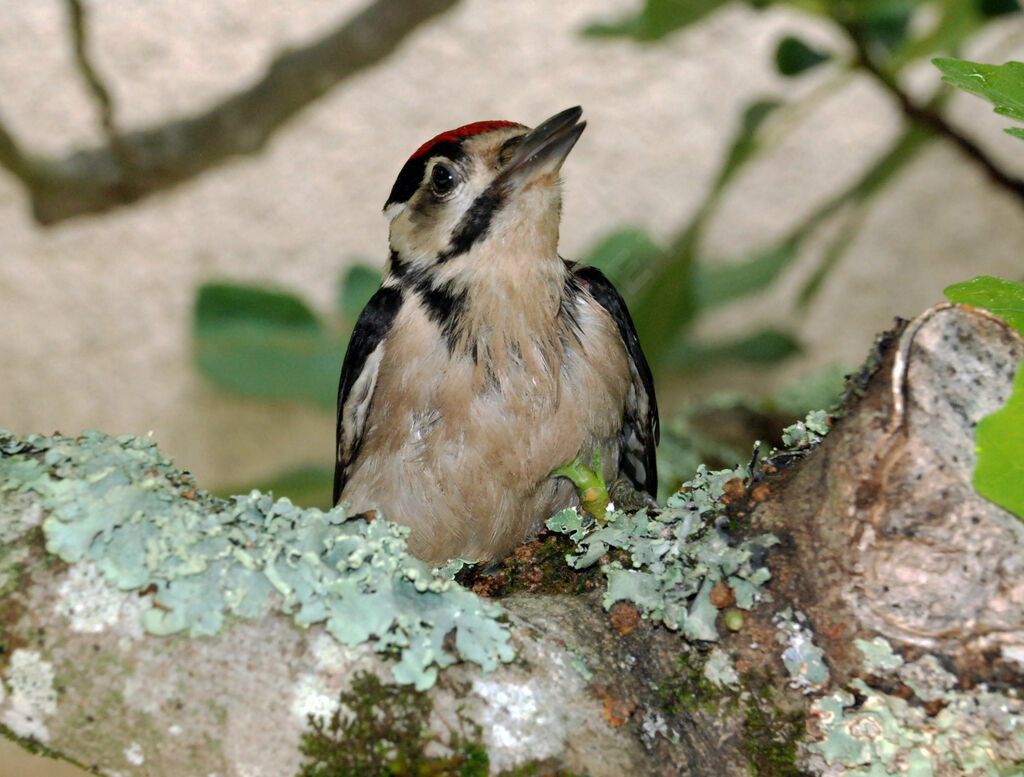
xmin=382 ymin=106 xmax=586 ymax=280
xmin=334 ymin=106 xmax=659 ymax=566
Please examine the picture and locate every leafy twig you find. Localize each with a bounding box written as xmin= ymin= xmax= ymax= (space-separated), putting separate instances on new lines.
xmin=846 ymin=23 xmax=1024 ymax=205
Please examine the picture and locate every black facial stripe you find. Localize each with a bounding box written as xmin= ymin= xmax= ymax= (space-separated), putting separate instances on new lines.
xmin=384 ymin=141 xmax=465 ymax=211
xmin=414 ymin=275 xmax=467 ymax=353
xmin=438 ymin=185 xmax=506 ymax=263
xmin=388 ymin=249 xmax=409 ymax=279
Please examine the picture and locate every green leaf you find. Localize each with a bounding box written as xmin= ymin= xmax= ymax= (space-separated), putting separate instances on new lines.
xmin=582 ymin=0 xmax=731 ymax=41
xmin=629 ymin=99 xmax=781 ymax=367
xmin=581 ymin=227 xmax=664 ymax=299
xmin=197 ymin=283 xmax=319 ymax=329
xmin=944 ymin=275 xmax=1024 ymax=334
xmin=860 ymin=0 xmax=914 ymax=52
xmin=668 ymin=327 xmax=800 ymax=369
xmin=337 ymin=263 xmax=381 ymax=322
xmin=933 ymin=58 xmax=1024 ymax=139
xmin=979 ymin=0 xmax=1021 ymax=18
xmin=194 ymin=282 xmax=345 ymax=408
xmin=775 ymin=35 xmax=831 ymax=76
xmin=693 ymin=237 xmax=801 ymax=311
xmin=717 ymin=100 xmax=783 ymax=193
xmin=974 ymin=366 xmax=1024 ymax=521
xmin=887 ymin=0 xmax=985 ymax=69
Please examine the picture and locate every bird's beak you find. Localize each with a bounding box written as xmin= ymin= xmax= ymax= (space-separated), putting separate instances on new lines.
xmin=497 ymin=106 xmax=585 ymax=190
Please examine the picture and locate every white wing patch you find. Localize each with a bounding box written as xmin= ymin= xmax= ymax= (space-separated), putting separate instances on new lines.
xmin=338 ymin=341 xmax=386 ymax=473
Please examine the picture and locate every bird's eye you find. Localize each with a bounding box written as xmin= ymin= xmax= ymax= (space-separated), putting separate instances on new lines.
xmin=430 ymin=163 xmax=457 ymax=196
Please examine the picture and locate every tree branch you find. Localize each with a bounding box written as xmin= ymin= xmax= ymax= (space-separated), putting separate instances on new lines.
xmin=847 ymin=24 xmax=1024 ymax=205
xmin=0 ymin=0 xmax=460 ymax=225
xmin=3 ymin=305 xmax=1023 ymax=775
xmin=64 ymin=0 xmax=135 ymax=169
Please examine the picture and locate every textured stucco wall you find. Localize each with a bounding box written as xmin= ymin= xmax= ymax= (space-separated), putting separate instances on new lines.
xmin=0 ymin=0 xmax=1021 ymax=497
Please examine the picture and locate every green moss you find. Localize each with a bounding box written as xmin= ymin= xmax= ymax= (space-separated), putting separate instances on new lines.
xmin=657 ymin=649 xmax=722 ymax=716
xmin=297 ymin=673 xmax=580 ymax=777
xmin=454 ymin=529 xmax=619 ymax=598
xmin=297 ymin=671 xmax=486 ymax=777
xmin=741 ymin=684 xmax=806 ymax=777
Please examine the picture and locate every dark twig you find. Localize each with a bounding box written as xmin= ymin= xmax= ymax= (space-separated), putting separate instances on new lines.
xmin=846 ymin=24 xmax=1024 ymax=206
xmin=0 ymin=0 xmax=460 ymax=225
xmin=0 ymin=117 xmax=41 ymax=184
xmin=65 ymin=0 xmax=135 ymax=169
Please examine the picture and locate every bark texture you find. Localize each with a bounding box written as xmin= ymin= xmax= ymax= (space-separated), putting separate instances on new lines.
xmin=1 ymin=303 xmax=1022 ymax=776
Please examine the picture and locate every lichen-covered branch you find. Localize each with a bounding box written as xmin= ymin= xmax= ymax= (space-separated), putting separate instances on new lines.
xmin=0 ymin=0 xmax=459 ymax=225
xmin=1 ymin=304 xmax=1023 ymax=776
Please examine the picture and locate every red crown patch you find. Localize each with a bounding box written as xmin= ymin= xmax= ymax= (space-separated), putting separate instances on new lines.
xmin=408 ymin=120 xmax=519 ymax=161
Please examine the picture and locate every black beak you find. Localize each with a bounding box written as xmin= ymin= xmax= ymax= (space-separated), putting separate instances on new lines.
xmin=497 ymin=106 xmax=586 ymax=189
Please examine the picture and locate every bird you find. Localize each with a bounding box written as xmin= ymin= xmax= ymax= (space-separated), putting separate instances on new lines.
xmin=333 ymin=106 xmax=658 ymax=567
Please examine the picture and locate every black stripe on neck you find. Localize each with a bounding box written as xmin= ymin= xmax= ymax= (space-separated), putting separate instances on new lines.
xmin=438 ymin=186 xmax=505 ymax=263
xmin=414 ymin=275 xmax=467 ymax=353
xmin=388 ymin=248 xmax=410 ymax=280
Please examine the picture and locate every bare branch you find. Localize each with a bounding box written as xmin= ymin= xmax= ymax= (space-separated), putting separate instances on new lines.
xmin=0 ymin=115 xmax=42 ymax=184
xmin=0 ymin=0 xmax=460 ymax=225
xmin=64 ymin=0 xmax=135 ymax=169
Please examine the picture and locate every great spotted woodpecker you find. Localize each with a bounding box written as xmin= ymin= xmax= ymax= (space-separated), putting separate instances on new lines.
xmin=334 ymin=107 xmax=658 ymax=566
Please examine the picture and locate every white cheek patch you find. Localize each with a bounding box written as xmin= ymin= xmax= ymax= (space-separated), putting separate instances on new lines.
xmin=383 ymin=201 xmax=407 ymax=221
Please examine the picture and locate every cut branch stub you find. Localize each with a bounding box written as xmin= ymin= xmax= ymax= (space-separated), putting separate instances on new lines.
xmin=753 ymin=304 xmax=1024 ymax=686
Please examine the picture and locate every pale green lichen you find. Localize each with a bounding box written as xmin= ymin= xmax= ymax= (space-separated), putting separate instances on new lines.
xmin=853 ymin=636 xmax=904 ymax=674
xmin=780 ymin=410 xmax=830 ymax=449
xmin=566 ymin=645 xmax=594 ymax=682
xmin=809 ymin=679 xmax=1024 ymax=775
xmin=895 ymin=654 xmax=956 ymax=704
xmin=808 ymin=637 xmax=1024 ymax=775
xmin=546 ymin=464 xmax=778 ymax=641
xmin=774 ymin=607 xmax=830 ymax=693
xmin=702 ymin=646 xmax=740 ymax=688
xmin=0 ymin=429 xmax=513 ymax=690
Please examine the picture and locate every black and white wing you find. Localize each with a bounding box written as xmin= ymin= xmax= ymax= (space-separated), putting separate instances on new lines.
xmin=572 ymin=264 xmax=659 ymax=496
xmin=333 ymin=285 xmax=403 ymax=504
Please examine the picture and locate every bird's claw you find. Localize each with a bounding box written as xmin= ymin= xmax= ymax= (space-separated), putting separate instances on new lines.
xmin=550 ymin=449 xmax=611 ymax=522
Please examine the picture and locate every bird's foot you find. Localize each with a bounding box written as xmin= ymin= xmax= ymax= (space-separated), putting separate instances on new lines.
xmin=550 ymin=449 xmax=611 ymax=522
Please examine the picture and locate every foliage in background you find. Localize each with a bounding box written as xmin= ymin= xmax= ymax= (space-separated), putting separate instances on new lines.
xmin=195 ymin=265 xmax=380 ymax=508
xmin=581 ymin=0 xmax=1023 ymax=368
xmin=945 ymin=276 xmax=1024 ymax=521
xmin=934 ymin=58 xmax=1024 ymax=139
xmin=192 ymin=0 xmax=1023 ymax=505
xmin=195 ymin=264 xmax=379 ymax=409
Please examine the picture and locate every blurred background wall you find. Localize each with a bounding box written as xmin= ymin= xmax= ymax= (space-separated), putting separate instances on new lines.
xmin=1 ymin=0 xmax=1022 ymax=499
xmin=0 ymin=0 xmax=1022 ymax=774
